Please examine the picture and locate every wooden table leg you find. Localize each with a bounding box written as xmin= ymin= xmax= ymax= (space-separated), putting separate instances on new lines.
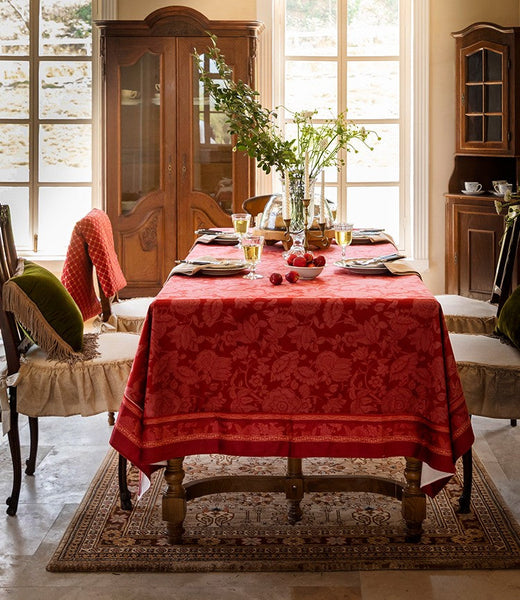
xmin=162 ymin=457 xmax=186 ymax=544
xmin=286 ymin=457 xmax=304 ymax=524
xmin=402 ymin=456 xmax=426 ymax=542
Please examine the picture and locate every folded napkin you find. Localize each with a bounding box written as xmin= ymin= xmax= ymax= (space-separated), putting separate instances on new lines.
xmin=383 ymin=260 xmax=422 ymax=279
xmin=196 ymin=233 xmax=239 ymax=245
xmin=351 ymin=232 xmax=396 ymax=245
xmin=167 ymin=256 xmax=247 ymax=278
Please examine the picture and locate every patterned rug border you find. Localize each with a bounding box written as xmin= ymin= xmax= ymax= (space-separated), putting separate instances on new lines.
xmin=47 ymin=450 xmax=520 ymax=573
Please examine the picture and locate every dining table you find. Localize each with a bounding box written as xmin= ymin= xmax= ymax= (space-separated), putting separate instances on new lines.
xmin=110 ymin=233 xmax=474 ymax=544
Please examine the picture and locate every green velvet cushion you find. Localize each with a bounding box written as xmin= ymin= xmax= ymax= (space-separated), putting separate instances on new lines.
xmin=495 ymin=285 xmax=520 ymax=349
xmin=3 ymin=259 xmax=84 ymax=358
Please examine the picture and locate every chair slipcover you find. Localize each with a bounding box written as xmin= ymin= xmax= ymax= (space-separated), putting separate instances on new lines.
xmin=449 ymin=332 xmax=520 ymax=419
xmin=11 ymin=332 xmax=139 ymax=418
xmin=105 ymin=297 xmax=153 ymax=334
xmin=437 ymin=295 xmax=497 ymax=335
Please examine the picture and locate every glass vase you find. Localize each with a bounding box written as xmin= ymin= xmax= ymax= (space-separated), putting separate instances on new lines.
xmin=284 ymin=172 xmax=316 ymax=234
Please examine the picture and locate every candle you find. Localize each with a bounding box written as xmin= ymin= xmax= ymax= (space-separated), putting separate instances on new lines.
xmin=320 ymin=170 xmax=326 ymax=223
xmin=304 ymin=152 xmax=309 ymax=199
xmin=283 ymin=170 xmax=290 ymax=220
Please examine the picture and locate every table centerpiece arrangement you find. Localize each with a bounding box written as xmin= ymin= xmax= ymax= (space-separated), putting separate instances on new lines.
xmin=195 ymin=36 xmax=379 ymax=252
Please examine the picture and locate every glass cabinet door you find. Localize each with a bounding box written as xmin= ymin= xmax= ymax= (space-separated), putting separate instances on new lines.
xmin=460 ymin=42 xmax=508 ymax=151
xmin=192 ymin=52 xmax=233 ymax=214
xmin=119 ymin=52 xmax=161 ymax=214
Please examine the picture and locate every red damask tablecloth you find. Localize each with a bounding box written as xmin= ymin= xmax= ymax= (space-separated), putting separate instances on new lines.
xmin=110 ymin=240 xmax=474 ymax=497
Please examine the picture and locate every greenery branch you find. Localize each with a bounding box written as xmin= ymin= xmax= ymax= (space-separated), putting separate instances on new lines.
xmin=194 ymin=35 xmax=379 ymax=178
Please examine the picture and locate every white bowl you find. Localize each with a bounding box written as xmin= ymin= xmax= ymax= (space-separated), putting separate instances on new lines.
xmin=290 ymin=265 xmax=325 ymax=280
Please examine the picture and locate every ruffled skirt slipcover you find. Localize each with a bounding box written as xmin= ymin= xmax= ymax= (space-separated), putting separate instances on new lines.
xmin=437 ymin=294 xmax=497 ymax=335
xmin=450 ymin=332 xmax=520 ymax=419
xmin=13 ymin=332 xmax=139 ymax=417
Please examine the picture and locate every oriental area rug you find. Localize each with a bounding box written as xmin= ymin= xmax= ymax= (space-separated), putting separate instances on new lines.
xmin=47 ymin=450 xmax=520 ymax=573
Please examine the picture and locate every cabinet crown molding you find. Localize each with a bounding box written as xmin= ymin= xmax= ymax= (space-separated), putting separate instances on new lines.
xmin=95 ymin=6 xmax=264 ymax=38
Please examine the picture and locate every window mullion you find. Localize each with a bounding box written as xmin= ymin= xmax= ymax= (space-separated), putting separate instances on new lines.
xmin=29 ymin=0 xmax=40 ymax=251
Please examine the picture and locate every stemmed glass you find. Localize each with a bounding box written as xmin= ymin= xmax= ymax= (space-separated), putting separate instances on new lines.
xmin=334 ymin=222 xmax=353 ymax=258
xmin=242 ymin=235 xmax=264 ymax=279
xmin=231 ymin=213 xmax=251 ymax=247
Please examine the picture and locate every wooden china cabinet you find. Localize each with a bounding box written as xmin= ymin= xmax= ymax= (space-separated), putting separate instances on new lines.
xmin=446 ymin=22 xmax=520 ymax=298
xmin=96 ymin=7 xmax=263 ymax=297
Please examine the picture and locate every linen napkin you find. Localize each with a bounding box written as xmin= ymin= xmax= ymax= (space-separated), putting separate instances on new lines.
xmin=195 ymin=233 xmax=239 ymax=245
xmin=351 ymin=231 xmax=396 ymax=245
xmin=383 ymin=260 xmax=422 ymax=279
xmin=167 ymin=256 xmax=247 ymax=278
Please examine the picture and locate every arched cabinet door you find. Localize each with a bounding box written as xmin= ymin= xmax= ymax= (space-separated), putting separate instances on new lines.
xmin=97 ymin=7 xmax=262 ymax=297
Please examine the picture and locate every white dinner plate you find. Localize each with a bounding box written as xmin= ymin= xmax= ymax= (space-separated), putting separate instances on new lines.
xmin=334 ymin=260 xmax=389 ymax=275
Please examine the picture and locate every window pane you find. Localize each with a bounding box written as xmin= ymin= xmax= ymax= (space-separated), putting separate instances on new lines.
xmin=347 ymin=61 xmax=399 ymax=119
xmin=39 ymin=124 xmax=91 ymax=182
xmin=38 ymin=186 xmax=91 ymax=253
xmin=40 ymin=0 xmax=92 ymax=56
xmin=347 ymin=0 xmax=399 ymax=57
xmin=347 ymin=124 xmax=399 ymax=182
xmin=0 ymin=187 xmax=31 ymax=249
xmin=346 ymin=186 xmax=399 ymax=243
xmin=0 ymin=1 xmax=29 ymax=55
xmin=40 ymin=61 xmax=91 ymax=118
xmin=0 ymin=61 xmax=29 ymax=118
xmin=286 ymin=61 xmax=337 ymax=117
xmin=0 ymin=124 xmax=29 ymax=181
xmin=286 ymin=0 xmax=337 ymax=57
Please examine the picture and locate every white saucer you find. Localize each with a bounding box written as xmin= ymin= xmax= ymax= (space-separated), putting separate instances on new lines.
xmin=461 ymin=190 xmax=485 ymax=196
xmin=121 ymin=98 xmax=141 ymax=106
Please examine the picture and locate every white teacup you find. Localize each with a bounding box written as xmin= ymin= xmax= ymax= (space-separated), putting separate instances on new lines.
xmin=121 ymin=89 xmax=139 ymax=99
xmin=498 ymin=182 xmax=513 ymax=195
xmin=464 ymin=181 xmax=482 ymax=193
xmin=493 ymin=180 xmax=508 ymax=193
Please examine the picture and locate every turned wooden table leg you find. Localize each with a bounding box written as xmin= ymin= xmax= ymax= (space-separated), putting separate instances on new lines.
xmin=286 ymin=457 xmax=304 ymax=524
xmin=402 ymin=456 xmax=426 ymax=542
xmin=162 ymin=457 xmax=186 ymax=544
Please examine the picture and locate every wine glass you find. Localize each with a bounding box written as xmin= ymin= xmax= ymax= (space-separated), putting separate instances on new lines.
xmin=231 ymin=213 xmax=251 ymax=247
xmin=242 ymin=235 xmax=264 ymax=279
xmin=334 ymin=222 xmax=353 ymax=258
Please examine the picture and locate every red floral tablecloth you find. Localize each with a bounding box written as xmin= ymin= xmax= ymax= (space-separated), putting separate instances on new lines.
xmin=110 ymin=240 xmax=474 ymax=497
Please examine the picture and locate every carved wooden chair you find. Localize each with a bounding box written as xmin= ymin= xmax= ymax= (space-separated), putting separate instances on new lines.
xmin=61 ymin=208 xmax=153 ymax=334
xmin=436 ymin=206 xmax=520 ymax=335
xmin=0 ymin=205 xmax=136 ymax=516
xmin=242 ymin=194 xmax=281 ymax=219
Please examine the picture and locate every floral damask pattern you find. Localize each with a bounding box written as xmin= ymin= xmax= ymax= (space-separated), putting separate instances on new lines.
xmin=111 ymin=242 xmax=474 ymax=496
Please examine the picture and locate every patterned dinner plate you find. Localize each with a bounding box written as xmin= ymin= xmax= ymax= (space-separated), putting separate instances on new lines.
xmin=200 ymin=261 xmax=249 ymax=276
xmin=334 ymin=260 xmax=389 ymax=275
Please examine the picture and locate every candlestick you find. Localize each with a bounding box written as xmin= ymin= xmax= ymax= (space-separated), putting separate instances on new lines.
xmin=283 ymin=170 xmax=290 ymax=220
xmin=320 ymin=170 xmax=326 ymax=223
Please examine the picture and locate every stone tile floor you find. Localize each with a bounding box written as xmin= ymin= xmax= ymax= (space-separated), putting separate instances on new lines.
xmin=0 ymin=413 xmax=520 ymax=599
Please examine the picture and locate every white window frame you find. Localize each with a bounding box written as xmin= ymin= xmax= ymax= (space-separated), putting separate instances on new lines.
xmin=258 ymin=0 xmax=429 ymax=264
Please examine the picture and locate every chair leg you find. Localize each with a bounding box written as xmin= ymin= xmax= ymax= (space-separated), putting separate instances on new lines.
xmin=25 ymin=416 xmax=38 ymax=475
xmin=458 ymin=448 xmax=473 ymax=514
xmin=108 ymin=411 xmax=115 ymax=426
xmin=118 ymin=454 xmax=132 ymax=511
xmin=6 ymin=389 xmax=21 ymax=516
xmin=511 ymin=419 xmax=517 ymax=427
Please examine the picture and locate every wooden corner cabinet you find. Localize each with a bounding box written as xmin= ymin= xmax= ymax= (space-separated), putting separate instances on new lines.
xmin=446 ymin=22 xmax=520 ymax=297
xmin=95 ymin=7 xmax=263 ymax=297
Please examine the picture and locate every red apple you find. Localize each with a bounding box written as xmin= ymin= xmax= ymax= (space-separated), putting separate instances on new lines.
xmin=303 ymin=252 xmax=314 ymax=265
xmin=314 ymin=255 xmax=326 ymax=267
xmin=287 ymin=253 xmax=298 ymax=265
xmin=285 ymin=270 xmax=300 ymax=283
xmin=292 ymin=256 xmax=307 ymax=267
xmin=269 ymin=272 xmax=283 ymax=285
